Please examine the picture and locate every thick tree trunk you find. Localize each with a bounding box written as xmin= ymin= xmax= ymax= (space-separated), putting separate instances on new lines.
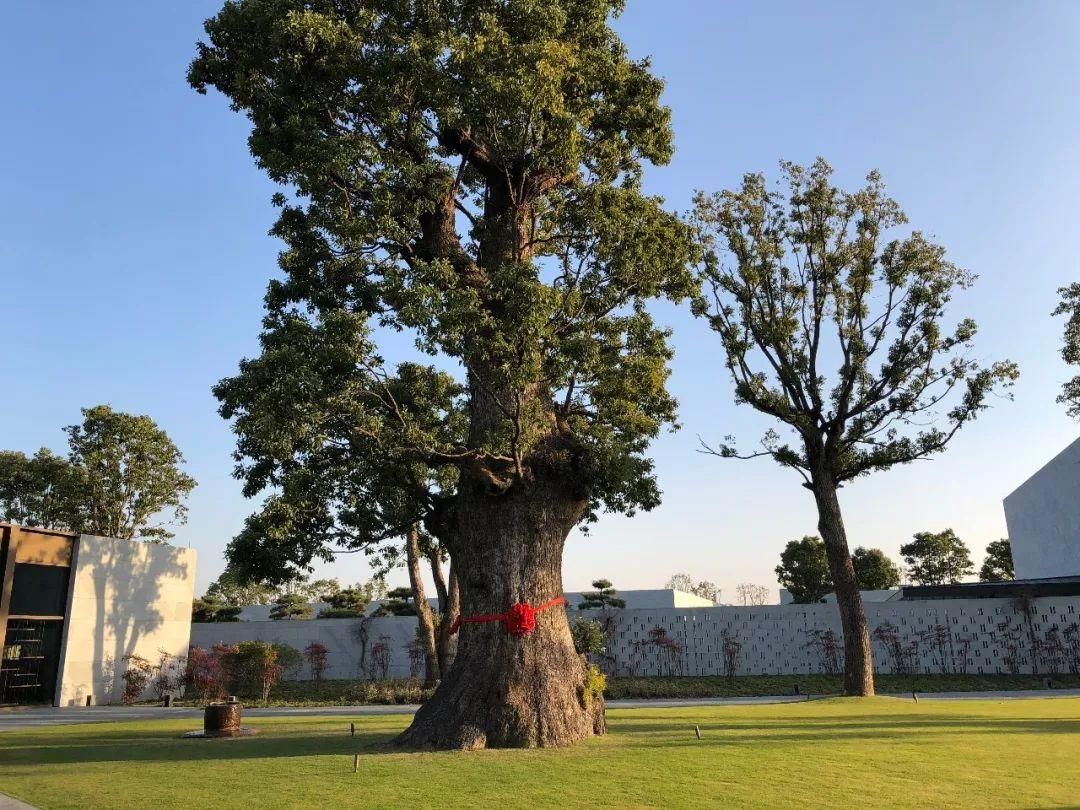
xmin=405 ymin=525 xmax=439 ymax=688
xmin=811 ymin=475 xmax=875 ymax=696
xmin=396 ymin=477 xmax=592 ymax=749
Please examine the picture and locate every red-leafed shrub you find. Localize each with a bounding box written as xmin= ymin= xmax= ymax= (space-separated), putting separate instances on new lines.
xmin=304 ymin=642 xmax=329 ymax=684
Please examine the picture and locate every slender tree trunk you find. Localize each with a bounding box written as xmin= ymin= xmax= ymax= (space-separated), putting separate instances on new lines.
xmin=811 ymin=474 xmax=875 ymax=696
xmin=396 ymin=475 xmax=592 ymax=749
xmin=435 ymin=565 xmax=460 ymax=680
xmin=428 ymin=549 xmax=449 ymax=613
xmin=405 ymin=525 xmax=439 ymax=688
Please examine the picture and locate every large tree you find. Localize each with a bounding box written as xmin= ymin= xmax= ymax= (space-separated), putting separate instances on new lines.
xmin=900 ymin=529 xmax=974 ymax=586
xmin=191 ymin=0 xmax=694 ymax=748
xmin=1 ymin=406 xmax=195 ymax=541
xmin=66 ymin=405 xmax=197 ymax=542
xmin=775 ymin=536 xmax=832 ymax=603
xmin=851 ymin=546 xmax=901 ymax=590
xmin=1054 ymin=283 xmax=1080 ymax=418
xmin=979 ymin=538 xmax=1014 ymax=583
xmin=0 ymin=448 xmax=84 ymax=531
xmin=694 ymin=160 xmax=1017 ymax=695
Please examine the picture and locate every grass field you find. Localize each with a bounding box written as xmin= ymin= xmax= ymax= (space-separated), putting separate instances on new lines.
xmin=178 ymin=672 xmax=1080 ymax=707
xmin=3 ymin=698 xmax=1079 ymax=809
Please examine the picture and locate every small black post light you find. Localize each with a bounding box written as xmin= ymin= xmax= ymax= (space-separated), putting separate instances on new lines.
xmin=793 ymin=683 xmax=800 ymax=696
xmin=912 ymin=691 xmax=919 ymax=703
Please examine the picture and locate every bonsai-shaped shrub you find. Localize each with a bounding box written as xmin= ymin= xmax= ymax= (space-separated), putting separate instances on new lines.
xmin=372 ymin=587 xmax=417 ymax=617
xmin=269 ymin=593 xmax=313 ymax=620
xmin=317 ymin=586 xmax=373 ymax=618
xmin=304 ymin=642 xmax=329 ymax=683
xmin=577 ymin=579 xmax=626 ymax=610
xmin=120 ymin=654 xmax=155 ymax=705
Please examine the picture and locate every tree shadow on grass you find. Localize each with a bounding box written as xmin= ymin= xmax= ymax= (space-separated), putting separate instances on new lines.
xmin=4 ymin=711 xmax=1079 ymax=768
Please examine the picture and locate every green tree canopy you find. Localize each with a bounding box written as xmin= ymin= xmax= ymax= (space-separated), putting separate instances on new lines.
xmin=851 ymin=547 xmax=901 ymax=590
xmin=775 ymin=536 xmax=833 ymax=604
xmin=191 ymin=595 xmax=242 ymax=623
xmin=900 ymin=529 xmax=974 ymax=586
xmin=66 ymin=405 xmax=196 ymax=542
xmin=0 ymin=448 xmax=84 ymax=531
xmin=979 ymin=539 xmax=1014 ymax=583
xmin=1 ymin=406 xmax=195 ymax=542
xmin=205 ymin=568 xmax=281 ymax=606
xmin=1054 ymin=283 xmax=1080 ymax=418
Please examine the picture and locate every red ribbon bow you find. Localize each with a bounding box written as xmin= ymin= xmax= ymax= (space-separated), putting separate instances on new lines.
xmin=449 ymin=597 xmax=566 ymax=638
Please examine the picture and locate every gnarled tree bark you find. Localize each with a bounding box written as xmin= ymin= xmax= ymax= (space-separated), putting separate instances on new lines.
xmin=397 ymin=471 xmax=593 ymax=749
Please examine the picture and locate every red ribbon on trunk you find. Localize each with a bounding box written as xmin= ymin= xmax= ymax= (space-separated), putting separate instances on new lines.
xmin=449 ymin=597 xmax=567 ymax=638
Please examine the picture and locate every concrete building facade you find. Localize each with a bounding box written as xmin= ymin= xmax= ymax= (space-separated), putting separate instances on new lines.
xmin=0 ymin=524 xmax=197 ymax=706
xmin=1004 ymin=436 xmax=1080 ymax=580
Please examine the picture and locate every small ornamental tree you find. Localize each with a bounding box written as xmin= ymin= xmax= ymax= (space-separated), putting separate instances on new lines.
xmin=120 ymin=655 xmax=155 ymax=705
xmin=304 ymin=642 xmax=329 ymax=684
xmin=190 ymin=0 xmax=695 ymax=750
xmin=185 ymin=645 xmax=228 ymax=703
xmin=694 ymin=160 xmax=1017 ymax=695
xmin=901 ymin=529 xmax=974 ymax=585
xmin=851 ymin=547 xmax=901 ymax=590
xmin=578 ymin=580 xmax=626 ymax=611
xmin=980 ymin=539 xmax=1015 ymax=583
xmin=269 ymin=594 xmax=313 ymax=621
xmin=775 ymin=536 xmax=833 ymax=604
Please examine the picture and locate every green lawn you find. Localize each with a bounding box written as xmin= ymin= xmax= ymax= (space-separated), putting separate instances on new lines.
xmin=3 ymin=698 xmax=1079 ymax=809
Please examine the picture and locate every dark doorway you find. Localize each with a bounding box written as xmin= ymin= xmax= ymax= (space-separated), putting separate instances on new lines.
xmin=1 ymin=618 xmax=64 ymax=705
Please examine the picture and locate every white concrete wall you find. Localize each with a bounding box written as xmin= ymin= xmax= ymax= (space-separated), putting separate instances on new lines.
xmin=55 ymin=534 xmax=197 ymax=706
xmin=190 ymin=616 xmax=420 ymax=680
xmin=1004 ymin=436 xmax=1080 ymax=579
xmin=193 ymin=596 xmax=1080 ymax=682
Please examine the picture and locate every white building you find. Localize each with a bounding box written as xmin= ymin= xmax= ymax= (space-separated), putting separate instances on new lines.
xmin=0 ymin=523 xmax=197 ymax=706
xmin=1003 ymin=436 xmax=1080 ymax=580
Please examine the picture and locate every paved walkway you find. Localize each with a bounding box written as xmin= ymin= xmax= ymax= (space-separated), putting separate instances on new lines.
xmin=3 ymin=689 xmax=1080 ymax=732
xmin=0 ymin=793 xmax=35 ymax=810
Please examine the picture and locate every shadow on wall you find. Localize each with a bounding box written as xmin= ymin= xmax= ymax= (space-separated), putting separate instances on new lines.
xmin=63 ymin=535 xmax=193 ymax=706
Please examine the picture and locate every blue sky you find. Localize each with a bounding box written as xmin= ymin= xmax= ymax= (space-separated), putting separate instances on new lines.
xmin=2 ymin=1 xmax=1078 ymax=598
